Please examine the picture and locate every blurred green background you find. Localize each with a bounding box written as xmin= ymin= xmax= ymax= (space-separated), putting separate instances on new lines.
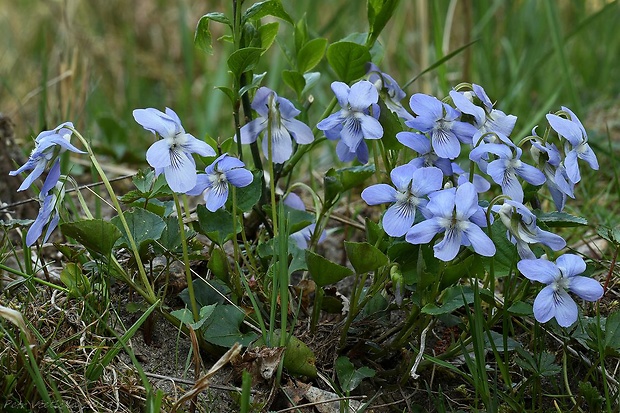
xmin=1 ymin=0 xmax=618 ymax=167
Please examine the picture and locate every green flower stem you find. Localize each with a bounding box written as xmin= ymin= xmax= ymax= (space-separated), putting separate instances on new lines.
xmin=339 ymin=265 xmax=390 ymax=348
xmin=69 ymin=126 xmax=155 ymax=300
xmin=267 ymin=94 xmax=278 ymax=237
xmin=0 ymin=263 xmax=70 ymax=293
xmin=240 ymin=72 xmax=263 ymax=172
xmin=230 ymin=186 xmax=243 ymax=298
xmin=277 ymin=205 xmax=289 ymax=348
xmin=173 ymin=192 xmax=199 ymax=323
xmin=372 ymin=140 xmax=382 ymax=183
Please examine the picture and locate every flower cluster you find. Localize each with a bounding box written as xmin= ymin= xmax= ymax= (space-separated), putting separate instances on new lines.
xmin=8 ymin=64 xmax=603 ymax=330
xmin=9 ymin=122 xmax=84 ymax=246
xmin=357 ymin=77 xmax=603 ymax=327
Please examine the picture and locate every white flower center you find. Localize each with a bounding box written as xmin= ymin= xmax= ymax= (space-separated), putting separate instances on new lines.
xmin=166 ymin=132 xmax=189 ymax=151
xmin=505 ymin=158 xmax=522 ymax=171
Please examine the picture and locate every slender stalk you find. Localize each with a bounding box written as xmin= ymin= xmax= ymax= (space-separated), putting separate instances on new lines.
xmin=267 ymin=94 xmax=278 ymax=237
xmin=173 ymin=193 xmax=199 ymax=322
xmin=230 ymin=186 xmax=243 ymax=298
xmin=69 ymin=126 xmax=155 ymax=299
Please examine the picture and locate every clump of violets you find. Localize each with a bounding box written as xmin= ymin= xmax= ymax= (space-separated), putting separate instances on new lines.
xmin=133 ymin=107 xmax=216 ymax=193
xmin=317 ymin=80 xmax=383 ymax=164
xmin=359 ymin=72 xmax=603 ymax=328
xmin=238 ymin=87 xmax=314 ymax=164
xmin=361 ymin=165 xmax=443 ymax=237
xmin=517 ymin=255 xmax=603 ymax=327
xmin=187 ymin=154 xmax=253 ymax=212
xmin=9 ymin=122 xmax=84 ymax=192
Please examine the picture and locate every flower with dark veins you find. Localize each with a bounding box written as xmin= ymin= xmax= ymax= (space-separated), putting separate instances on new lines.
xmin=237 ymin=87 xmax=314 ymax=164
xmin=187 ymin=154 xmax=253 ymax=212
xmin=405 ymin=182 xmax=495 ymax=261
xmin=518 ymin=254 xmax=603 ymax=327
xmin=317 ymin=80 xmax=383 ymax=164
xmin=362 ymin=165 xmax=443 ymax=237
xmin=133 ymin=107 xmax=216 ymax=194
xmin=406 ymin=94 xmax=477 ymax=159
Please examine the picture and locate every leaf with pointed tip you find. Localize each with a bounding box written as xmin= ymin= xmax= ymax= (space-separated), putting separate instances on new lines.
xmin=297 ymin=38 xmax=328 ymax=73
xmin=367 ymin=0 xmax=400 ymax=47
xmin=227 ymin=47 xmax=263 ymax=78
xmin=243 ymin=0 xmax=293 ymax=24
xmin=326 ymin=41 xmax=371 ymax=83
xmin=305 ymin=250 xmax=353 ymax=287
xmin=111 ymin=208 xmax=166 ymax=250
xmin=533 ymin=210 xmax=588 ymax=227
xmin=61 ymin=219 xmax=122 ymax=257
xmin=282 ymin=70 xmax=306 ymax=98
xmin=258 ymin=22 xmax=279 ymax=53
xmin=345 ymin=241 xmax=388 ymax=274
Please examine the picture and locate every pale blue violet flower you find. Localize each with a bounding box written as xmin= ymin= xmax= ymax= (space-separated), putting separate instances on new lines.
xmin=283 ymin=193 xmax=326 ymax=249
xmin=187 ymin=154 xmax=253 ymax=212
xmin=530 ymin=135 xmax=574 ymax=211
xmin=26 ymin=178 xmax=66 ymax=247
xmin=367 ymin=63 xmax=414 ymax=121
xmin=396 ymin=131 xmax=453 ymax=176
xmin=406 ymin=182 xmax=495 ymax=261
xmin=546 ymin=106 xmax=598 ymax=184
xmin=238 ymin=87 xmax=314 ymax=164
xmin=9 ymin=122 xmax=84 ymax=191
xmin=470 ymin=143 xmax=546 ymax=203
xmin=496 ymin=200 xmax=566 ymax=260
xmin=449 ymin=85 xmax=517 ymax=146
xmin=406 ymin=94 xmax=477 ymax=159
xmin=133 ymin=107 xmax=216 ymax=194
xmin=517 ymin=254 xmax=603 ymax=327
xmin=361 ymin=165 xmax=443 ymax=237
xmin=317 ymin=80 xmax=383 ymax=164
